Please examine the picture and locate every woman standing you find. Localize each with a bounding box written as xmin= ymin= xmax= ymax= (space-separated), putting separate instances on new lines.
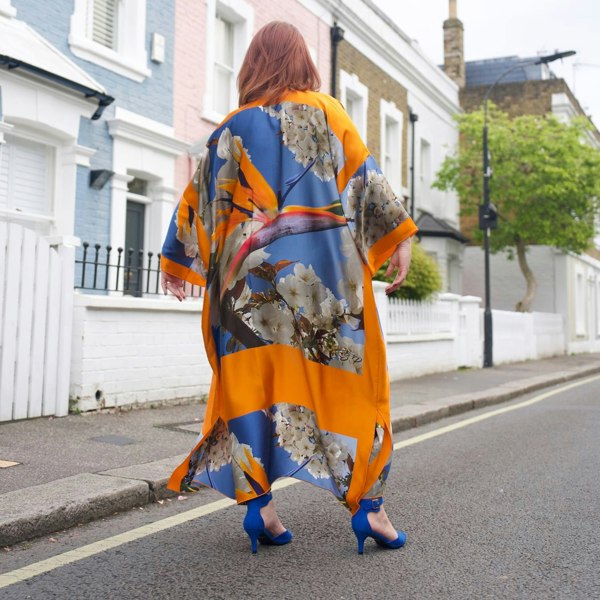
xmin=161 ymin=21 xmax=417 ymax=554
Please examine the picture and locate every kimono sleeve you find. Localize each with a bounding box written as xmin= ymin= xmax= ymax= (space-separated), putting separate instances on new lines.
xmin=344 ymin=156 xmax=418 ymax=275
xmin=160 ymin=151 xmax=212 ymax=286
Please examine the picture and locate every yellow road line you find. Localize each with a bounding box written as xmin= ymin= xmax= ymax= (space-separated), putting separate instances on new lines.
xmin=1 ymin=374 xmax=598 ymax=589
xmin=392 ymin=374 xmax=600 ymax=451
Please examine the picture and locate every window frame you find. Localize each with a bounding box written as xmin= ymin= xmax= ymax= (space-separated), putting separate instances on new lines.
xmin=339 ymin=70 xmax=369 ymax=143
xmin=379 ymin=98 xmax=403 ymax=195
xmin=69 ymin=0 xmax=151 ymax=82
xmin=203 ymin=0 xmax=254 ymax=125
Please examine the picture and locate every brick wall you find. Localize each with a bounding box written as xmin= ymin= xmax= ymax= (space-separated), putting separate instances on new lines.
xmin=461 ymin=78 xmax=584 ymax=119
xmin=336 ymin=40 xmax=409 ymax=188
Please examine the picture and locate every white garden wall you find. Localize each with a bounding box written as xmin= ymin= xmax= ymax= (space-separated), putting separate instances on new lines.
xmin=68 ymin=285 xmax=567 ymax=413
xmin=70 ymin=293 xmax=211 ymax=411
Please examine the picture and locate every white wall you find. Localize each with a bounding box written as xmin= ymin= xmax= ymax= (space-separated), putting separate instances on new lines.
xmin=70 ymin=293 xmax=211 ymax=411
xmin=68 ymin=287 xmax=568 ymax=413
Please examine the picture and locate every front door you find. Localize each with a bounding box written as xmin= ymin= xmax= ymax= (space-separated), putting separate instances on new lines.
xmin=125 ymin=201 xmax=145 ymax=296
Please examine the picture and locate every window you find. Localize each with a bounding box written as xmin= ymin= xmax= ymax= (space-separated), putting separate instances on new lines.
xmin=204 ymin=0 xmax=254 ymax=123
xmin=339 ymin=71 xmax=368 ymax=142
xmin=91 ymin=0 xmax=118 ymax=50
xmin=69 ymin=0 xmax=150 ymax=82
xmin=380 ymin=99 xmax=403 ymax=194
xmin=213 ymin=15 xmax=235 ymax=115
xmin=0 ymin=134 xmax=53 ymax=220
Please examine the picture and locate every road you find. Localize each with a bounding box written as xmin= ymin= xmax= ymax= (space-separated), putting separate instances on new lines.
xmin=1 ymin=376 xmax=599 ymax=599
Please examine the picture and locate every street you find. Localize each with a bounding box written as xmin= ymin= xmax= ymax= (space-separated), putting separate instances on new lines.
xmin=1 ymin=376 xmax=599 ymax=600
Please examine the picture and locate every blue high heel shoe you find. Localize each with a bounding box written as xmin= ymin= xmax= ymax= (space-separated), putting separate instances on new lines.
xmin=243 ymin=491 xmax=293 ymax=554
xmin=351 ymin=497 xmax=407 ymax=555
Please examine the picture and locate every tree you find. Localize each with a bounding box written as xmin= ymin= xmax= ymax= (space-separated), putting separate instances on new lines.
xmin=434 ymin=106 xmax=600 ymax=311
xmin=375 ymin=239 xmax=442 ymax=300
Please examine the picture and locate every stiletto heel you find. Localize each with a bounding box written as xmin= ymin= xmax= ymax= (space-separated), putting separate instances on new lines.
xmin=242 ymin=492 xmax=293 ymax=554
xmin=351 ymin=497 xmax=406 ymax=555
xmin=354 ymin=531 xmax=367 ymax=555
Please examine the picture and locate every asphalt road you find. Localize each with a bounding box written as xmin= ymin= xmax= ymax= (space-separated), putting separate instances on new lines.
xmin=2 ymin=376 xmax=599 ymax=600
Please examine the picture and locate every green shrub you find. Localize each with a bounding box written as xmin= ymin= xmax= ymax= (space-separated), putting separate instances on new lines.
xmin=374 ymin=240 xmax=442 ymax=300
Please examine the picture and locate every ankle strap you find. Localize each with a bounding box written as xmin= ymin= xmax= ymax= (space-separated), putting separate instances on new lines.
xmin=359 ymin=497 xmax=383 ymax=512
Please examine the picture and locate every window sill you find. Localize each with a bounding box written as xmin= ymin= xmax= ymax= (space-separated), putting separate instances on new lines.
xmin=0 ymin=208 xmax=54 ymax=223
xmin=68 ymin=36 xmax=151 ymax=83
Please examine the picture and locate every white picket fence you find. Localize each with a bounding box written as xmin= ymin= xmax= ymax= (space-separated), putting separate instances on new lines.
xmin=0 ymin=222 xmax=76 ymax=421
xmin=387 ymin=297 xmax=454 ymax=336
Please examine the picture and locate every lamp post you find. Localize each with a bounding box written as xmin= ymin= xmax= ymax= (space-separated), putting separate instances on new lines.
xmin=480 ymin=50 xmax=576 ymax=368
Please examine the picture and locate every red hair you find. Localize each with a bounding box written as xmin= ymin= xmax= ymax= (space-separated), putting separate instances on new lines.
xmin=237 ymin=21 xmax=321 ymax=106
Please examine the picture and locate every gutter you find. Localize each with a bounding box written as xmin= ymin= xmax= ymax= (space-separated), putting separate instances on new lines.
xmin=0 ymin=54 xmax=115 ymax=120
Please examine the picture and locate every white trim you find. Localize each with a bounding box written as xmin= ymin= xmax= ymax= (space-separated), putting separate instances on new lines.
xmin=0 ymin=0 xmax=16 ymax=18
xmin=74 ymin=290 xmax=202 ymax=311
xmin=74 ymin=144 xmax=96 ymax=167
xmin=203 ymin=0 xmax=254 ymax=124
xmin=574 ymin=266 xmax=586 ymax=336
xmin=69 ymin=0 xmax=151 ymax=83
xmin=380 ymin=98 xmax=403 ymax=194
xmin=298 ymin=0 xmax=460 ymax=122
xmin=108 ymin=107 xmax=188 ymax=156
xmin=339 ymin=70 xmax=369 ymax=143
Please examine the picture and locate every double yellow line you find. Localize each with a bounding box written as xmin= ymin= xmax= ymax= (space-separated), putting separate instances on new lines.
xmin=1 ymin=374 xmax=598 ymax=590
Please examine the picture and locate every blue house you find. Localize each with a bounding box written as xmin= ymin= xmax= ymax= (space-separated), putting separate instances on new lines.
xmin=0 ymin=0 xmax=186 ymax=293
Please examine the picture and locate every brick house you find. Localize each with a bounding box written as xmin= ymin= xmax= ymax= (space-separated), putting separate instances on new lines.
xmin=327 ymin=0 xmax=464 ymax=292
xmin=442 ymin=1 xmax=600 ymax=352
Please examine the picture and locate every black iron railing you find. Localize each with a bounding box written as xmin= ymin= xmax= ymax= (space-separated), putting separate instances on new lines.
xmin=75 ymin=242 xmax=201 ymax=297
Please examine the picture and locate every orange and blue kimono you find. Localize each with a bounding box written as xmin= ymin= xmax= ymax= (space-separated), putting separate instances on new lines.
xmin=161 ymin=90 xmax=418 ymax=514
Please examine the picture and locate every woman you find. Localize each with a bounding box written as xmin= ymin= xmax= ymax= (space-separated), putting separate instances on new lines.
xmin=161 ymin=21 xmax=417 ymax=555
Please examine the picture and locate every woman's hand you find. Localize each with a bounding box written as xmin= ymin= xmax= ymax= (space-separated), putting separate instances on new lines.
xmin=384 ymin=237 xmax=413 ymax=295
xmin=161 ymin=271 xmax=187 ymax=302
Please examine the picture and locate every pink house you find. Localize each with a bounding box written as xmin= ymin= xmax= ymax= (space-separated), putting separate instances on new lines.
xmin=173 ymin=0 xmax=331 ymax=191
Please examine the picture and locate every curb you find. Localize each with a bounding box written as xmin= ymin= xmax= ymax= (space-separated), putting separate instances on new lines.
xmin=2 ymin=363 xmax=599 ymax=547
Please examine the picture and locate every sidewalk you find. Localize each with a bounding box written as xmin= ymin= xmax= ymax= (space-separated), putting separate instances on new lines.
xmin=1 ymin=352 xmax=599 ymax=547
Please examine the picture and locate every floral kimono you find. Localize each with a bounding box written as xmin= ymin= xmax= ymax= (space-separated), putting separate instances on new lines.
xmin=161 ymin=90 xmax=418 ymax=514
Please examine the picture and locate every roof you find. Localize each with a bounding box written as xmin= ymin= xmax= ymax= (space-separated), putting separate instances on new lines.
xmin=0 ymin=15 xmax=113 ymax=119
xmin=415 ymin=210 xmax=469 ymax=243
xmin=465 ymin=55 xmax=553 ymax=88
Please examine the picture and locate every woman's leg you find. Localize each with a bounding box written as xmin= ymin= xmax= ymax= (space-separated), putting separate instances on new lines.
xmin=255 ymin=495 xmax=287 ymax=536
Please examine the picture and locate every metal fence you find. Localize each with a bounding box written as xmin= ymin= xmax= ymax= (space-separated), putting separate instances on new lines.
xmin=74 ymin=242 xmax=202 ymax=297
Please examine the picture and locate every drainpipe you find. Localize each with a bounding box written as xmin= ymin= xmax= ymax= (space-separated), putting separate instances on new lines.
xmin=330 ymin=23 xmax=345 ymax=98
xmin=409 ymin=110 xmax=419 ymax=218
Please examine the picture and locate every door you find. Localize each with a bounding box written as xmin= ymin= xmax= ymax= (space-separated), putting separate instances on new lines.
xmin=124 ymin=200 xmax=145 ymax=296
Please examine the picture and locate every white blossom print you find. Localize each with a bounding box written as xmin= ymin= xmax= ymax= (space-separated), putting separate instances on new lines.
xmin=345 ymin=159 xmax=411 ymax=261
xmin=226 ymin=257 xmax=364 ymax=374
xmin=182 ymin=419 xmax=232 ymax=491
xmin=263 ymin=103 xmax=343 ymax=181
xmin=271 ymin=403 xmax=356 ymax=502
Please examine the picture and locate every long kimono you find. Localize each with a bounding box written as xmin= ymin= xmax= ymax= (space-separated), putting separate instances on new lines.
xmin=161 ymin=90 xmax=418 ymax=514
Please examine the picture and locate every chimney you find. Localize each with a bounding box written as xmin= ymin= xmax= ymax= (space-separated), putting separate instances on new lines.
xmin=443 ymin=0 xmax=465 ymax=87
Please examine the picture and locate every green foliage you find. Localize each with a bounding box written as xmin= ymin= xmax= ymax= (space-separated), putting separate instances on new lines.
xmin=375 ymin=240 xmax=442 ymax=300
xmin=434 ymin=105 xmax=600 ymax=255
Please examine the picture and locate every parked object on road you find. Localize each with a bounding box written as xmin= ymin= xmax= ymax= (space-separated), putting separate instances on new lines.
xmin=160 ymin=21 xmax=417 ymax=552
